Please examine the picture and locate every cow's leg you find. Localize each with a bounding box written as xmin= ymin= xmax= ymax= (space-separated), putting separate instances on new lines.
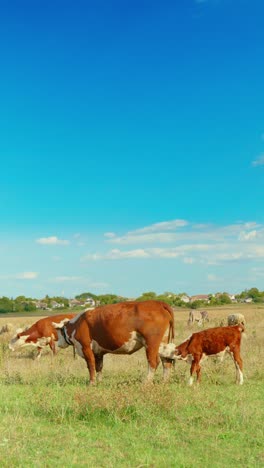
xmin=82 ymin=346 xmax=96 ymax=385
xmin=95 ymin=354 xmax=104 ymax=382
xmin=231 ymin=348 xmax=243 ymax=384
xmin=196 ymin=362 xmax=202 ymax=383
xmin=145 ymin=340 xmax=161 ymax=382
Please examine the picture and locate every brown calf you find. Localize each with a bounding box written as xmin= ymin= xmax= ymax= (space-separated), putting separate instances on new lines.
xmin=53 ymin=300 xmax=175 ymax=384
xmin=174 ymin=325 xmax=244 ymax=385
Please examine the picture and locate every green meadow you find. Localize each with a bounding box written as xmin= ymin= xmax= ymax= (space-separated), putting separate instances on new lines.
xmin=0 ymin=305 xmax=263 ymax=467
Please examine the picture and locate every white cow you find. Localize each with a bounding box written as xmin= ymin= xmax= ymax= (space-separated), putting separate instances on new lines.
xmin=227 ymin=313 xmax=245 ymax=326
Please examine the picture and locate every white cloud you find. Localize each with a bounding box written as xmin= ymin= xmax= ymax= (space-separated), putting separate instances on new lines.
xmin=16 ymin=272 xmax=39 ymax=280
xmin=82 ymin=249 xmax=150 ymax=261
xmin=131 ymin=219 xmax=188 ymax=234
xmin=104 ymin=232 xmax=116 ymax=238
xmin=108 ymin=232 xmax=180 ymax=245
xmin=36 ymin=236 xmax=70 ymax=245
xmin=0 ymin=271 xmax=39 ymax=280
xmin=252 ymin=154 xmax=264 ymax=167
xmin=238 ymin=230 xmax=257 ymax=241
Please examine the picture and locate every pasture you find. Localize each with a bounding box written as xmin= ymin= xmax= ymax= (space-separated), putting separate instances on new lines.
xmin=0 ymin=305 xmax=263 ymax=467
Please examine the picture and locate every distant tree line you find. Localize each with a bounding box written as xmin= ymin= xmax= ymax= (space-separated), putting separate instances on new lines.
xmin=0 ymin=287 xmax=264 ymax=314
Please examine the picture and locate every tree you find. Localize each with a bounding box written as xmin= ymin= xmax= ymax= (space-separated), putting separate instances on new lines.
xmin=136 ymin=292 xmax=157 ymax=301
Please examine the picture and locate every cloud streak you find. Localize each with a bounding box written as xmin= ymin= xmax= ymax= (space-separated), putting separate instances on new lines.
xmin=36 ymin=236 xmax=70 ymax=245
xmin=252 ymin=154 xmax=264 ymax=167
xmin=82 ymin=219 xmax=264 ymax=266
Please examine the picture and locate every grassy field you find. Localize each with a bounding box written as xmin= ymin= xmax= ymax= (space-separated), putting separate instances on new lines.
xmin=0 ymin=305 xmax=263 ymax=467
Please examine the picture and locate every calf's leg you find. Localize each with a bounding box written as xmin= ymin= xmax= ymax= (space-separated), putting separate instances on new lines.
xmin=231 ymin=348 xmax=243 ymax=385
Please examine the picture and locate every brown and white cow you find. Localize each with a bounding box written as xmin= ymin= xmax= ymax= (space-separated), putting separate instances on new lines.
xmin=175 ymin=325 xmax=244 ymax=385
xmin=9 ymin=314 xmax=75 ymax=359
xmin=53 ymin=300 xmax=175 ymax=384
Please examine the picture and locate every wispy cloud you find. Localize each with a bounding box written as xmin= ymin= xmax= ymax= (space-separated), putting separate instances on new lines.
xmin=82 ymin=219 xmax=264 ymax=266
xmin=131 ymin=219 xmax=188 ymax=234
xmin=36 ymin=236 xmax=70 ymax=245
xmin=0 ymin=272 xmax=39 ymax=280
xmin=252 ymin=154 xmax=264 ymax=167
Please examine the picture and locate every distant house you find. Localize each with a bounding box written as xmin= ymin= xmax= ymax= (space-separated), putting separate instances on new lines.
xmin=228 ymin=294 xmax=237 ymax=302
xmin=51 ymin=301 xmax=64 ymax=309
xmin=35 ymin=301 xmax=49 ymax=310
xmin=69 ymin=299 xmax=84 ymax=308
xmin=84 ymin=297 xmax=96 ymax=307
xmin=190 ymin=295 xmax=210 ymax=303
xmin=180 ymin=295 xmax=190 ymax=303
xmin=244 ymin=297 xmax=253 ymax=303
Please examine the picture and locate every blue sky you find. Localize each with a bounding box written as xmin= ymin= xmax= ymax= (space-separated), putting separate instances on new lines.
xmin=1 ymin=0 xmax=264 ymax=299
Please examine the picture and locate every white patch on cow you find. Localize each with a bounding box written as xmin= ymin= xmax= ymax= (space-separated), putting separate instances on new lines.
xmin=52 ymin=318 xmax=70 ymax=330
xmin=91 ymin=331 xmax=145 ymax=355
xmin=9 ymin=334 xmax=30 ymax=351
xmin=237 ymin=368 xmax=243 ymax=385
xmin=71 ymin=330 xmax=84 ymax=358
xmin=9 ymin=335 xmax=50 ymax=351
xmin=159 ymin=342 xmax=176 ymax=359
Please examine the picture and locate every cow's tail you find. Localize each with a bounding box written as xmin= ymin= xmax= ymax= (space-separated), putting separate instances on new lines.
xmin=163 ymin=303 xmax=175 ymax=343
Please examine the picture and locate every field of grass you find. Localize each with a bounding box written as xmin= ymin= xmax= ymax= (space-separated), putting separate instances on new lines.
xmin=0 ymin=304 xmax=263 ymax=467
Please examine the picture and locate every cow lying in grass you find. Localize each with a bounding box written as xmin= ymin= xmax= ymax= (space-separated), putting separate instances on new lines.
xmin=9 ymin=314 xmax=75 ymax=359
xmin=159 ymin=325 xmax=244 ymax=385
xmin=53 ymin=300 xmax=175 ymax=384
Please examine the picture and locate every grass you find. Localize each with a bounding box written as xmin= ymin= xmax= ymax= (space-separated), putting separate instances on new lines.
xmin=0 ymin=304 xmax=263 ymax=467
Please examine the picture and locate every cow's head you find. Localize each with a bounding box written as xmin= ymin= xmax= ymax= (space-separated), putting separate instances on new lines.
xmin=159 ymin=342 xmax=176 ymax=360
xmin=9 ymin=327 xmax=30 ymax=351
xmin=52 ymin=318 xmax=71 ymax=348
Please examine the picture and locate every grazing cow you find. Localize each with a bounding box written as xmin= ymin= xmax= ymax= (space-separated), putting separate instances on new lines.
xmin=53 ymin=300 xmax=175 ymax=384
xmin=172 ymin=325 xmax=244 ymax=385
xmin=9 ymin=314 xmax=75 ymax=359
xmin=227 ymin=313 xmax=245 ymax=326
xmin=0 ymin=323 xmax=13 ymax=335
xmin=187 ymin=310 xmax=209 ymax=327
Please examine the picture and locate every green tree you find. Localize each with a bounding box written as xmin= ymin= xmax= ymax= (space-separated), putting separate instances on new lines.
xmin=136 ymin=292 xmax=157 ymax=301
